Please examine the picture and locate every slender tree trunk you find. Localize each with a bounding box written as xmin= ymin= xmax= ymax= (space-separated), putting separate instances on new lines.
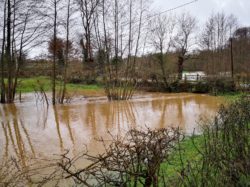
xmin=126 ymin=0 xmax=132 ymax=79
xmin=0 ymin=0 xmax=7 ymax=103
xmin=52 ymin=0 xmax=57 ymax=105
xmin=133 ymin=0 xmax=143 ymax=76
xmin=159 ymin=46 xmax=168 ymax=87
xmin=178 ymin=56 xmax=184 ymax=80
xmin=144 ymin=175 xmax=153 ymax=187
xmin=114 ymin=0 xmax=118 ymax=81
xmin=230 ymin=38 xmax=234 ymax=79
xmin=60 ymin=0 xmax=71 ymax=104
xmin=13 ymin=3 xmax=28 ymax=100
xmin=6 ymin=0 xmax=12 ymax=103
xmin=9 ymin=0 xmax=16 ymax=102
xmin=102 ymin=0 xmax=111 ymax=81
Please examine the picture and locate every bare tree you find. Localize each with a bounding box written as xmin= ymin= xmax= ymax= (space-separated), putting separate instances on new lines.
xmin=150 ymin=14 xmax=176 ymax=88
xmin=0 ymin=0 xmax=7 ymax=103
xmin=59 ymin=0 xmax=75 ymax=104
xmin=98 ymin=0 xmax=149 ymax=100
xmin=6 ymin=0 xmax=12 ymax=103
xmin=0 ymin=0 xmax=47 ymax=103
xmin=52 ymin=0 xmax=59 ymax=105
xmin=174 ymin=12 xmax=196 ymax=80
xmin=199 ymin=12 xmax=238 ymax=75
xmin=233 ymin=27 xmax=250 ymax=75
xmin=77 ymin=0 xmax=100 ymax=64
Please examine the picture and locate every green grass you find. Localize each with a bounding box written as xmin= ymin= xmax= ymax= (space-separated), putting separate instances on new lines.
xmin=127 ymin=135 xmax=204 ymax=186
xmin=218 ymin=92 xmax=247 ymax=102
xmin=16 ymin=76 xmax=51 ymax=93
xmin=66 ymin=83 xmax=102 ymax=92
xmin=161 ymin=135 xmax=203 ymax=177
xmin=15 ymin=76 xmax=103 ymax=93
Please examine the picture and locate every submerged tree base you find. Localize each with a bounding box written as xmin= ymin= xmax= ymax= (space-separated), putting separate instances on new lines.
xmin=105 ymin=80 xmax=137 ymax=101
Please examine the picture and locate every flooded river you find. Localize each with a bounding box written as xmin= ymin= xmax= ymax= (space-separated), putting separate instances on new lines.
xmin=0 ymin=93 xmax=223 ymax=183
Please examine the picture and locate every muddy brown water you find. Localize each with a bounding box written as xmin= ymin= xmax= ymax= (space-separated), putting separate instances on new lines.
xmin=0 ymin=93 xmax=224 ymax=185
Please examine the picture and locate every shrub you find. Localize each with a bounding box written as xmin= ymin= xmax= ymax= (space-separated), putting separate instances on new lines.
xmin=207 ymin=77 xmax=236 ymax=94
xmin=178 ymin=97 xmax=250 ymax=186
xmin=59 ymin=128 xmax=181 ymax=186
xmin=192 ymin=81 xmax=210 ymax=93
xmin=168 ymin=81 xmax=192 ymax=92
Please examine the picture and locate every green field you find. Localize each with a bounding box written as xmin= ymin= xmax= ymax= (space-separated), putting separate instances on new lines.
xmin=14 ymin=76 xmax=103 ymax=93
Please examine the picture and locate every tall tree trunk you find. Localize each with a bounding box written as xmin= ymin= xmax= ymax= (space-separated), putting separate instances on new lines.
xmin=0 ymin=0 xmax=7 ymax=103
xmin=144 ymin=175 xmax=153 ymax=187
xmin=60 ymin=0 xmax=71 ymax=104
xmin=102 ymin=0 xmax=111 ymax=81
xmin=133 ymin=0 xmax=143 ymax=76
xmin=230 ymin=38 xmax=234 ymax=79
xmin=178 ymin=56 xmax=184 ymax=80
xmin=52 ymin=0 xmax=57 ymax=105
xmin=114 ymin=0 xmax=118 ymax=81
xmin=13 ymin=14 xmax=28 ymax=99
xmin=6 ymin=0 xmax=12 ymax=103
xmin=126 ymin=0 xmax=132 ymax=79
xmin=159 ymin=47 xmax=168 ymax=88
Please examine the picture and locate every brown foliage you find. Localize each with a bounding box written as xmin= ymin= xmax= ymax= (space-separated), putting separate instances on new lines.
xmin=48 ymin=37 xmax=73 ymax=66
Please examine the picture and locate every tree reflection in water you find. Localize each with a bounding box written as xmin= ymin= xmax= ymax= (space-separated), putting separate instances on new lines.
xmin=1 ymin=104 xmax=35 ymax=167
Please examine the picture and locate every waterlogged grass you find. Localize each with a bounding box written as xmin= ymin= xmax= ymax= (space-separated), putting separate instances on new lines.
xmin=15 ymin=76 xmax=103 ymax=93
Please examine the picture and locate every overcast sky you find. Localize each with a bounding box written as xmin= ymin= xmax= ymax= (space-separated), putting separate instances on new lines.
xmin=152 ymin=0 xmax=250 ymax=26
xmin=28 ymin=0 xmax=250 ymax=58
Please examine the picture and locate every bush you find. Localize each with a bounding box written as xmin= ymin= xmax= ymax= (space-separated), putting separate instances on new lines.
xmin=207 ymin=78 xmax=236 ymax=94
xmin=59 ymin=128 xmax=181 ymax=186
xmin=178 ymin=97 xmax=250 ymax=186
xmin=169 ymin=81 xmax=192 ymax=92
xmin=192 ymin=81 xmax=210 ymax=93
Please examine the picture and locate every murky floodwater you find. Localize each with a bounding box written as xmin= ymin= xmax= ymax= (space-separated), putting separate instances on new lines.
xmin=0 ymin=93 xmax=223 ymax=183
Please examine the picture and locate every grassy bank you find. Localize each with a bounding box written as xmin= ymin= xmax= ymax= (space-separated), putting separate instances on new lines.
xmin=219 ymin=92 xmax=247 ymax=101
xmin=15 ymin=76 xmax=103 ymax=94
xmin=161 ymin=135 xmax=203 ymax=177
xmin=15 ymin=77 xmax=248 ymax=97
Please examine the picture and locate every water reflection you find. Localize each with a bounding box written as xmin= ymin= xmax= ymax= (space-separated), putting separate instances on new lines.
xmin=0 ymin=93 xmax=223 ymax=161
xmin=0 ymin=105 xmax=36 ymax=168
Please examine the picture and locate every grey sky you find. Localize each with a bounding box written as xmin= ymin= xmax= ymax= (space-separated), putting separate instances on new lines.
xmin=26 ymin=0 xmax=250 ymax=58
xmin=152 ymin=0 xmax=250 ymax=26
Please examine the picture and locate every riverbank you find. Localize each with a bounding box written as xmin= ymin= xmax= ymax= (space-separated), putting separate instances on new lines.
xmin=15 ymin=76 xmax=104 ymax=97
xmin=15 ymin=76 xmax=247 ymax=97
xmin=16 ymin=76 xmax=102 ymax=92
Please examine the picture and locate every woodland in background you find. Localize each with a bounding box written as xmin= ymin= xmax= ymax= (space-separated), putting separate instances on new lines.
xmin=0 ymin=0 xmax=250 ymax=104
